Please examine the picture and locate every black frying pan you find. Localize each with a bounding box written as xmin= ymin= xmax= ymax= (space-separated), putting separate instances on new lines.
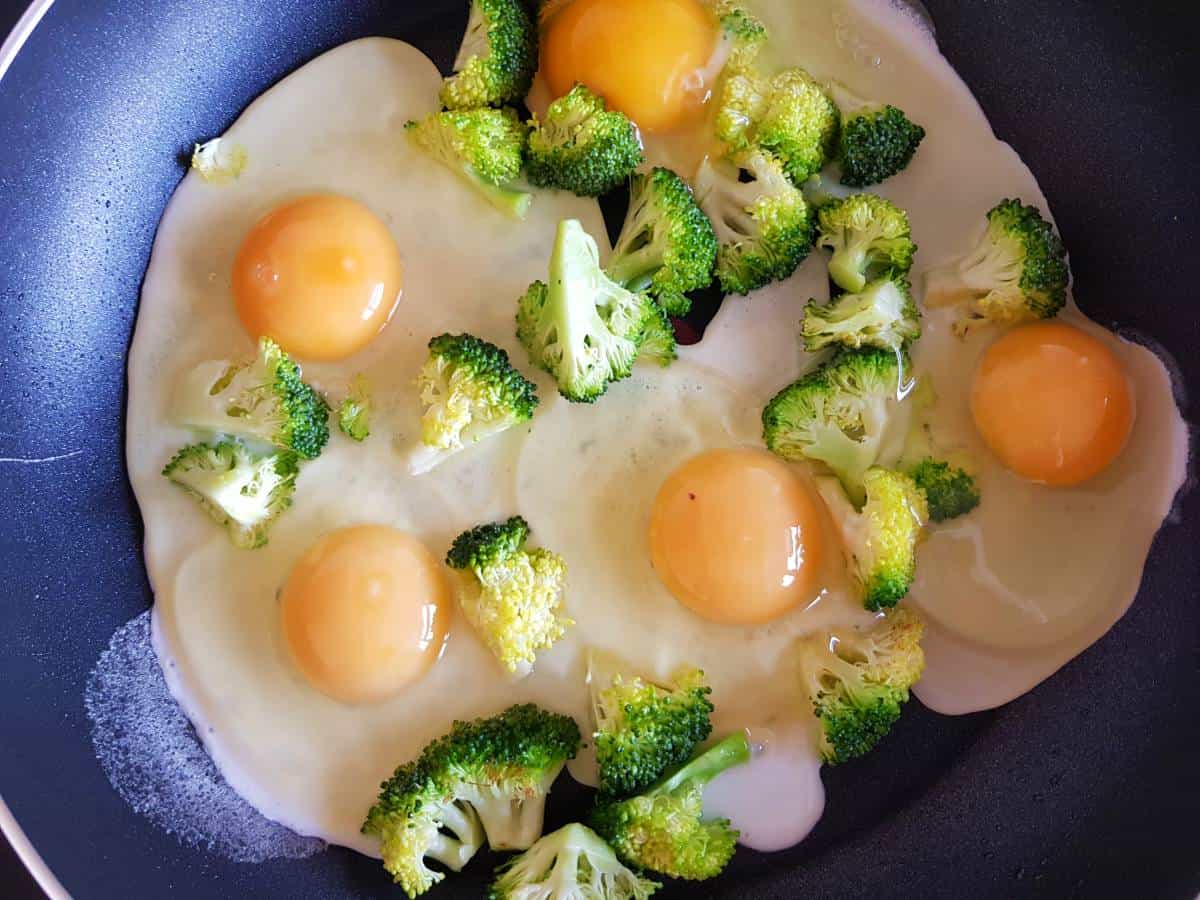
xmin=1 ymin=1 xmax=1197 ymax=898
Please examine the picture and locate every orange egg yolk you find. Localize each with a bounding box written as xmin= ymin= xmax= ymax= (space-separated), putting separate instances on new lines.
xmin=971 ymin=321 xmax=1134 ymax=487
xmin=542 ymin=0 xmax=718 ymax=134
xmin=232 ymin=194 xmax=403 ymax=362
xmin=649 ymin=448 xmax=823 ymax=625
xmin=280 ymin=525 xmax=450 ymax=705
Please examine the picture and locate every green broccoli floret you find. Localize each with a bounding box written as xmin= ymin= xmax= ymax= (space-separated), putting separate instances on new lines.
xmin=837 ymin=105 xmax=926 ymax=188
xmin=908 ymin=458 xmax=980 ymax=522
xmin=606 ymin=167 xmax=716 ymax=316
xmin=171 ymin=336 xmax=330 ymax=459
xmin=695 ymin=150 xmax=815 ymax=296
xmin=518 ymin=219 xmax=655 ymax=402
xmin=363 ymin=704 xmax=581 ymax=898
xmin=816 ymin=194 xmax=916 ymax=293
xmin=712 ymin=0 xmax=768 ymax=66
xmin=162 ymin=441 xmax=298 ymax=549
xmin=440 ymin=0 xmax=538 ymax=110
xmin=338 ymin=374 xmax=370 ymax=442
xmin=637 ymin=301 xmax=677 ymax=368
xmin=490 ymin=823 xmax=661 ymax=900
xmin=802 ymin=276 xmax=920 ymax=353
xmin=446 ymin=516 xmax=572 ymax=674
xmin=762 ymin=348 xmax=907 ymax=505
xmin=525 ymin=85 xmax=644 ymax=198
xmin=924 ymin=198 xmax=1069 ymax=334
xmin=590 ymin=733 xmax=750 ymax=881
xmin=406 ymin=108 xmax=531 ymax=219
xmin=754 ymin=68 xmax=840 ymax=183
xmin=799 ymin=606 xmax=924 ymax=764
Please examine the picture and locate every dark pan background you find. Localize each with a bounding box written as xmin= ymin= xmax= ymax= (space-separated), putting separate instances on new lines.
xmin=0 ymin=1 xmax=1197 ymax=898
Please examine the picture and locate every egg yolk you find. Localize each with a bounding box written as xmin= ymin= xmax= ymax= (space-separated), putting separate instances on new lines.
xmin=971 ymin=322 xmax=1134 ymax=487
xmin=232 ymin=194 xmax=403 ymax=362
xmin=648 ymin=448 xmax=823 ymax=625
xmin=542 ymin=0 xmax=718 ymax=134
xmin=280 ymin=525 xmax=449 ymax=705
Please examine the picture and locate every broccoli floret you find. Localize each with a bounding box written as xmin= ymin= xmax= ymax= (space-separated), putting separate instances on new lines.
xmin=409 ymin=333 xmax=538 ymax=475
xmin=695 ymin=151 xmax=815 ymax=296
xmin=490 ymin=823 xmax=661 ymax=900
xmin=762 ymin=348 xmax=907 ymax=505
xmin=525 ymin=85 xmax=644 ymax=198
xmin=816 ymin=194 xmax=916 ymax=293
xmin=162 ymin=441 xmax=298 ymax=549
xmin=363 ymin=704 xmax=581 ymax=897
xmin=924 ymin=199 xmax=1069 ymax=334
xmin=446 ymin=516 xmax=572 ymax=674
xmin=712 ymin=0 xmax=767 ymax=49
xmin=637 ymin=301 xmax=677 ymax=368
xmin=338 ymin=374 xmax=370 ymax=442
xmin=798 ymin=606 xmax=925 ymax=764
xmin=590 ymin=733 xmax=750 ymax=881
xmin=837 ymin=105 xmax=926 ymax=188
xmin=802 ymin=276 xmax=920 ymax=353
xmin=172 ymin=336 xmax=330 ymax=459
xmin=406 ymin=108 xmax=531 ymax=219
xmin=517 ymin=219 xmax=655 ymax=402
xmin=440 ymin=0 xmax=538 ymax=110
xmin=908 ymin=458 xmax=980 ymax=522
xmin=754 ymin=68 xmax=840 ymax=183
xmin=606 ymin=167 xmax=716 ymax=316
xmin=190 ymin=137 xmax=247 ymax=183
xmin=713 ymin=62 xmax=766 ymax=155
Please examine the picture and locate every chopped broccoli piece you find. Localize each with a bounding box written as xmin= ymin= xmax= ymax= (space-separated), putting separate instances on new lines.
xmin=440 ymin=0 xmax=538 ymax=110
xmin=799 ymin=606 xmax=924 ymax=764
xmin=172 ymin=336 xmax=330 ymax=459
xmin=637 ymin=301 xmax=677 ymax=368
xmin=837 ymin=105 xmax=926 ymax=188
xmin=800 ymin=173 xmax=856 ymax=210
xmin=590 ymin=733 xmax=750 ymax=881
xmin=802 ymin=276 xmax=921 ymax=353
xmin=490 ymin=822 xmax=661 ymax=900
xmin=908 ymin=458 xmax=980 ymax=522
xmin=518 ymin=219 xmax=654 ymax=402
xmin=338 ymin=374 xmax=370 ymax=442
xmin=924 ymin=198 xmax=1069 ymax=334
xmin=162 ymin=441 xmax=298 ymax=549
xmin=695 ymin=150 xmax=815 ymax=296
xmin=363 ymin=704 xmax=581 ymax=897
xmin=816 ymin=194 xmax=916 ymax=293
xmin=525 ymin=85 xmax=644 ymax=198
xmin=712 ymin=0 xmax=767 ymax=50
xmin=406 ymin=108 xmax=531 ymax=219
xmin=606 ymin=167 xmax=716 ymax=316
xmin=713 ymin=62 xmax=765 ymax=156
xmin=190 ymin=138 xmax=248 ymax=183
xmin=754 ymin=68 xmax=840 ymax=183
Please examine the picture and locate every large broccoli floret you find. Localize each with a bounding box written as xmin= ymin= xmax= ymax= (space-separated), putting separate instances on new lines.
xmin=518 ymin=219 xmax=654 ymax=402
xmin=838 ymin=105 xmax=926 ymax=188
xmin=525 ymin=85 xmax=644 ymax=198
xmin=924 ymin=198 xmax=1069 ymax=334
xmin=798 ymin=606 xmax=925 ymax=764
xmin=338 ymin=374 xmax=371 ymax=442
xmin=440 ymin=0 xmax=538 ymax=110
xmin=490 ymin=823 xmax=661 ymax=900
xmin=755 ymin=68 xmax=840 ymax=183
xmin=802 ymin=276 xmax=920 ymax=353
xmin=816 ymin=194 xmax=916 ymax=293
xmin=908 ymin=458 xmax=980 ymax=522
xmin=172 ymin=336 xmax=330 ymax=459
xmin=590 ymin=733 xmax=750 ymax=881
xmin=406 ymin=108 xmax=531 ymax=219
xmin=363 ymin=704 xmax=581 ymax=898
xmin=695 ymin=150 xmax=815 ymax=296
xmin=409 ymin=333 xmax=538 ymax=475
xmin=446 ymin=516 xmax=572 ymax=674
xmin=606 ymin=167 xmax=716 ymax=316
xmin=637 ymin=300 xmax=677 ymax=368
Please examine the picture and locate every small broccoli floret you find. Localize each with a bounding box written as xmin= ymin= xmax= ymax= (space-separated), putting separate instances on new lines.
xmin=490 ymin=823 xmax=661 ymax=900
xmin=338 ymin=374 xmax=370 ymax=442
xmin=606 ymin=167 xmax=716 ymax=316
xmin=754 ymin=68 xmax=840 ymax=183
xmin=190 ymin=137 xmax=248 ymax=183
xmin=798 ymin=606 xmax=925 ymax=764
xmin=172 ymin=336 xmax=330 ymax=459
xmin=908 ymin=458 xmax=980 ymax=522
xmin=924 ymin=199 xmax=1069 ymax=334
xmin=762 ymin=348 xmax=907 ymax=505
xmin=816 ymin=194 xmax=916 ymax=293
xmin=695 ymin=151 xmax=815 ymax=296
xmin=364 ymin=704 xmax=581 ymax=897
xmin=713 ymin=63 xmax=766 ymax=155
xmin=518 ymin=219 xmax=655 ymax=402
xmin=802 ymin=276 xmax=920 ymax=353
xmin=591 ymin=733 xmax=750 ymax=881
xmin=525 ymin=85 xmax=644 ymax=198
xmin=637 ymin=301 xmax=677 ymax=368
xmin=837 ymin=105 xmax=926 ymax=188
xmin=440 ymin=0 xmax=538 ymax=110
xmin=406 ymin=108 xmax=531 ymax=219
xmin=162 ymin=441 xmax=298 ymax=549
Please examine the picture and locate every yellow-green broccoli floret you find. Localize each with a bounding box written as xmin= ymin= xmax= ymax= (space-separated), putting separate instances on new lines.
xmin=338 ymin=374 xmax=370 ymax=442
xmin=816 ymin=193 xmax=916 ymax=293
xmin=490 ymin=823 xmax=661 ymax=900
xmin=802 ymin=276 xmax=920 ymax=353
xmin=637 ymin=300 xmax=677 ymax=368
xmin=440 ymin=0 xmax=538 ymax=110
xmin=908 ymin=458 xmax=980 ymax=522
xmin=751 ymin=67 xmax=840 ymax=183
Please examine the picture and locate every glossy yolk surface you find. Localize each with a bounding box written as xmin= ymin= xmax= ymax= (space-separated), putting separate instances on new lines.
xmin=648 ymin=448 xmax=823 ymax=625
xmin=232 ymin=194 xmax=403 ymax=362
xmin=971 ymin=322 xmax=1134 ymax=487
xmin=280 ymin=525 xmax=450 ymax=705
xmin=542 ymin=0 xmax=717 ymax=134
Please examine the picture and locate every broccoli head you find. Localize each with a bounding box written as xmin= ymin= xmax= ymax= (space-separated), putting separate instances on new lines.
xmin=838 ymin=105 xmax=926 ymax=188
xmin=637 ymin=300 xmax=678 ymax=368
xmin=440 ymin=0 xmax=538 ymax=110
xmin=713 ymin=0 xmax=767 ymax=56
xmin=754 ymin=68 xmax=840 ymax=183
xmin=816 ymin=193 xmax=916 ymax=293
xmin=525 ymin=84 xmax=644 ymax=198
xmin=908 ymin=458 xmax=980 ymax=522
xmin=798 ymin=606 xmax=925 ymax=764
xmin=489 ymin=823 xmax=661 ymax=900
xmin=338 ymin=374 xmax=370 ymax=442
xmin=802 ymin=276 xmax=921 ymax=353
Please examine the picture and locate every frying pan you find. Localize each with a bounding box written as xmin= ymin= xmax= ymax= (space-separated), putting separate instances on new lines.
xmin=1 ymin=1 xmax=1197 ymax=897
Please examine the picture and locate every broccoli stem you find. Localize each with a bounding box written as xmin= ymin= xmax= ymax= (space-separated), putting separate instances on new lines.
xmin=469 ymin=792 xmax=548 ymax=851
xmin=829 ymin=246 xmax=869 ymax=293
xmin=607 ymin=242 xmax=661 ymax=292
xmin=652 ymin=732 xmax=751 ymax=797
xmin=468 ymin=170 xmax=532 ymax=219
xmin=427 ymin=801 xmax=484 ymax=870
